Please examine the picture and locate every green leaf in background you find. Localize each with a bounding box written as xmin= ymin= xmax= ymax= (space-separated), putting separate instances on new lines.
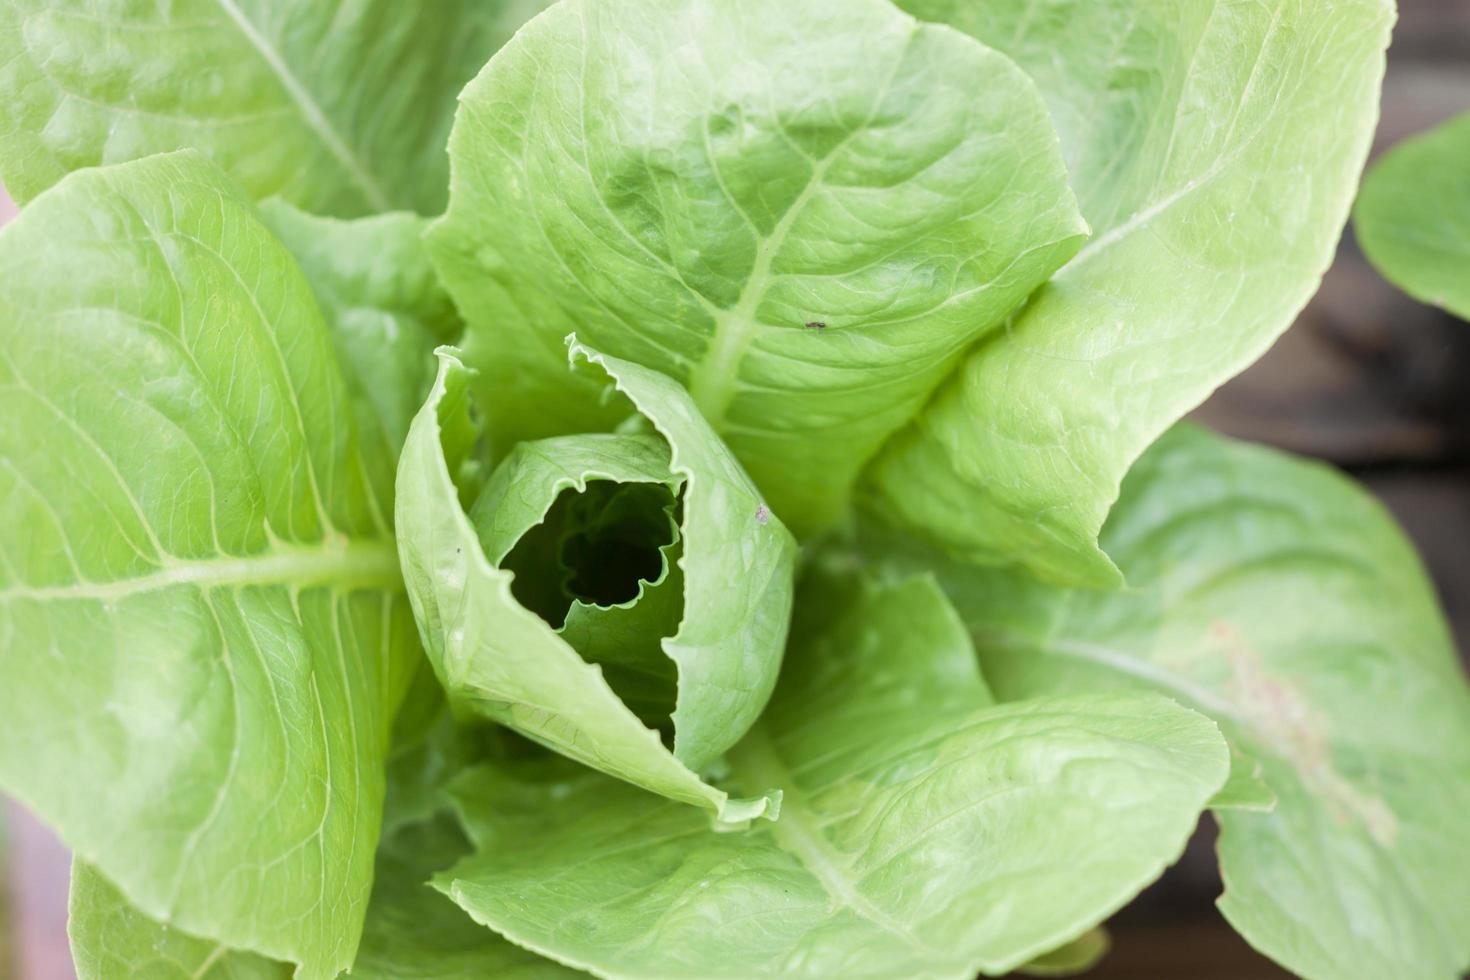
xmin=69 ymin=863 xmax=290 ymax=980
xmin=379 ymin=652 xmax=534 ymax=837
xmin=350 ymin=814 xmax=583 ymax=980
xmin=426 ymin=0 xmax=1087 ymax=534
xmin=0 ymin=152 xmax=413 ymax=979
xmin=1018 ymin=928 xmax=1110 ymax=978
xmin=0 ymin=0 xmax=547 ymax=215
xmin=1355 ymin=110 xmax=1470 ymax=322
xmin=437 ymin=574 xmax=1228 ymax=979
xmin=395 ymin=347 xmax=793 ymax=820
xmin=864 ymin=0 xmax=1394 ymax=586
xmin=70 ymin=813 xmax=582 ymax=980
xmin=863 ymin=424 xmax=1470 ymax=980
xmin=260 ymin=201 xmax=459 ymax=516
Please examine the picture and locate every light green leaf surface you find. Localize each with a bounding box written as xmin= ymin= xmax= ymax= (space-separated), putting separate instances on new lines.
xmin=260 ymin=202 xmax=455 ymax=539
xmin=438 ymin=575 xmax=1228 ymax=979
xmin=351 ymin=814 xmax=584 ymax=980
xmin=426 ymin=0 xmax=1087 ymax=533
xmin=865 ymin=0 xmax=1393 ymax=586
xmin=0 ymin=0 xmax=535 ymax=214
xmin=69 ymin=863 xmax=290 ymax=980
xmin=0 ymin=152 xmax=412 ymax=979
xmin=867 ymin=425 xmax=1470 ymax=980
xmin=394 ymin=348 xmax=789 ymax=819
xmin=1355 ymin=110 xmax=1470 ymax=322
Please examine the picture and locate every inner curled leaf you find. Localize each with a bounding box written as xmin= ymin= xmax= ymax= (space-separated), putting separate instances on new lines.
xmin=397 ymin=346 xmax=792 ymax=814
xmin=502 ymin=480 xmax=681 ymax=625
xmin=473 ymin=447 xmax=687 ymax=731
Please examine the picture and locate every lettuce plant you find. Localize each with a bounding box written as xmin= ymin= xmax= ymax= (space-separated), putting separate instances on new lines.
xmin=1 ymin=1 xmax=1467 ymax=979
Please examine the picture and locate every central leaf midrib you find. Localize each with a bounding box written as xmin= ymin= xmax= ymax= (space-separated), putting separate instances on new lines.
xmin=1 ymin=537 xmax=402 ymax=601
xmin=685 ymin=147 xmax=848 ymax=429
xmin=211 ymin=0 xmax=392 ymax=212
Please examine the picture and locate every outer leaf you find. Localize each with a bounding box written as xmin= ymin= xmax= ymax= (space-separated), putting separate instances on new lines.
xmin=439 ymin=575 xmax=1229 ymax=979
xmin=865 ymin=0 xmax=1394 ymax=585
xmin=426 ymin=0 xmax=1087 ymax=533
xmin=0 ymin=0 xmax=537 ymax=214
xmin=69 ymin=863 xmax=289 ymax=980
xmin=351 ymin=815 xmax=584 ymax=980
xmin=869 ymin=425 xmax=1470 ymax=980
xmin=0 ymin=152 xmax=411 ymax=979
xmin=394 ymin=348 xmax=785 ymax=820
xmin=1355 ymin=110 xmax=1470 ymax=321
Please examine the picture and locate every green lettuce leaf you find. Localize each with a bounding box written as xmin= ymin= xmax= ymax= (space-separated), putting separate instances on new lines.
xmin=259 ymin=201 xmax=457 ymax=515
xmin=864 ymin=0 xmax=1394 ymax=586
xmin=1355 ymin=110 xmax=1470 ymax=322
xmin=395 ymin=346 xmax=793 ymax=819
xmin=351 ymin=814 xmax=584 ymax=980
xmin=1209 ymin=747 xmax=1277 ymax=812
xmin=0 ymin=0 xmax=542 ymax=214
xmin=437 ymin=573 xmax=1229 ymax=979
xmin=69 ymin=812 xmax=582 ymax=980
xmin=426 ymin=0 xmax=1088 ymax=534
xmin=0 ymin=152 xmax=412 ymax=979
xmin=379 ymin=665 xmax=513 ymax=836
xmin=69 ymin=863 xmax=290 ymax=980
xmin=863 ymin=424 xmax=1470 ymax=979
xmin=1018 ymin=928 xmax=1110 ymax=978
xmin=371 ymin=680 xmax=585 ymax=978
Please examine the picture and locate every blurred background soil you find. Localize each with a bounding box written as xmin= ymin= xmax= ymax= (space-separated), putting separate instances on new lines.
xmin=2 ymin=2 xmax=1467 ymax=976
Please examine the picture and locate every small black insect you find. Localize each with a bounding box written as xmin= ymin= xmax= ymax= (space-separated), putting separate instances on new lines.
xmin=804 ymin=320 xmax=827 ymax=331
